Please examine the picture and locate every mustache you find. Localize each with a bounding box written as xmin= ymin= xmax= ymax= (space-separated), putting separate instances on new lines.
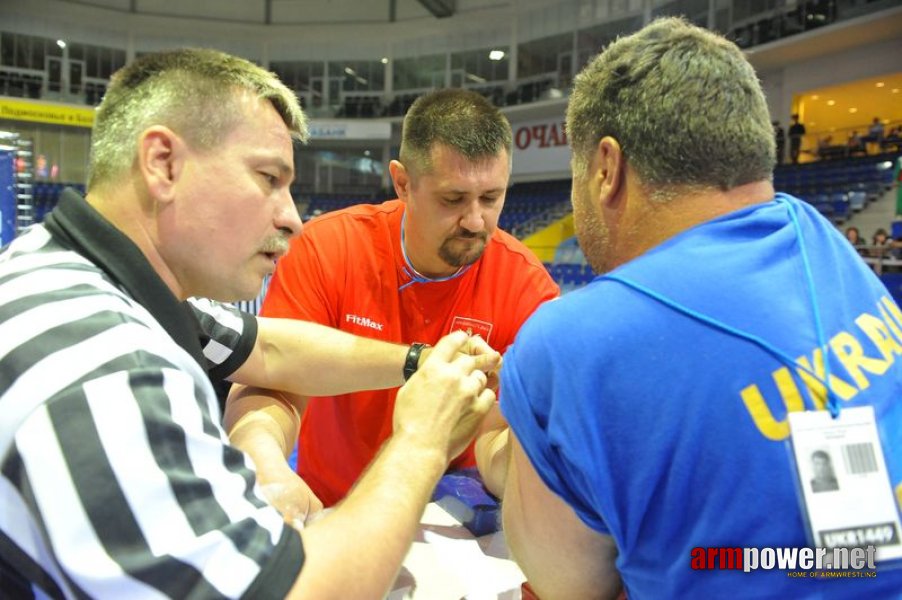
xmin=453 ymin=230 xmax=488 ymax=241
xmin=260 ymin=234 xmax=291 ymax=256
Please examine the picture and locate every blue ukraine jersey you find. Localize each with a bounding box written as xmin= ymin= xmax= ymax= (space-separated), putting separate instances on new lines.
xmin=501 ymin=194 xmax=902 ymax=598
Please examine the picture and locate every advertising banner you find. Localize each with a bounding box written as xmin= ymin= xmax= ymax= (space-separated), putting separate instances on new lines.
xmin=0 ymin=98 xmax=94 ymax=128
xmin=510 ymin=117 xmax=571 ymax=177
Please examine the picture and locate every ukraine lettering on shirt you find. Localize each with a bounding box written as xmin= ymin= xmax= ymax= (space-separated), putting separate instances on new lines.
xmin=742 ymin=295 xmax=902 ymax=441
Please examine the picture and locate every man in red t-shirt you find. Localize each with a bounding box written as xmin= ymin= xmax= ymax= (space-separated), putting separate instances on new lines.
xmin=227 ymin=89 xmax=559 ymax=511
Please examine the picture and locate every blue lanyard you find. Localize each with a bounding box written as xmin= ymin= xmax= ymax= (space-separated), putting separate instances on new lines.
xmin=398 ymin=210 xmax=471 ymax=291
xmin=601 ymin=197 xmax=841 ymax=418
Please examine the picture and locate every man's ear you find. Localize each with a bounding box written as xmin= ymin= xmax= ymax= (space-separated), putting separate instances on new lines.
xmin=389 ymin=159 xmax=411 ymax=202
xmin=596 ymin=136 xmax=624 ymax=209
xmin=138 ymin=126 xmax=184 ymax=204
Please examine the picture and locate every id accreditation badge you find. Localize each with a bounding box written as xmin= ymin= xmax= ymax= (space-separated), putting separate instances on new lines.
xmin=788 ymin=406 xmax=902 ymax=563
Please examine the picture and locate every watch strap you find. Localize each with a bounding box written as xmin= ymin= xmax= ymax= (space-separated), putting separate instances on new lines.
xmin=403 ymin=343 xmax=429 ymax=381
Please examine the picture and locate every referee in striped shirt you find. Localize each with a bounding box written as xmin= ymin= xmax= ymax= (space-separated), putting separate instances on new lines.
xmin=0 ymin=48 xmax=498 ymax=599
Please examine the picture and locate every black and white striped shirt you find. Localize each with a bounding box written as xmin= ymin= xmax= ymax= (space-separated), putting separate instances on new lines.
xmin=0 ymin=191 xmax=302 ymax=599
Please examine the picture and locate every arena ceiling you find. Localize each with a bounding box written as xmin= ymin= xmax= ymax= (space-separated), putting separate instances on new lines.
xmin=47 ymin=0 xmax=551 ymax=26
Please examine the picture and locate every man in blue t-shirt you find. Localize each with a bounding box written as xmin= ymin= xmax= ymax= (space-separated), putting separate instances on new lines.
xmin=492 ymin=17 xmax=902 ymax=599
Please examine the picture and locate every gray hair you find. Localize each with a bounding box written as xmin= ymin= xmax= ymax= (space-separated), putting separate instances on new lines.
xmin=567 ymin=17 xmax=774 ymax=196
xmin=88 ymin=47 xmax=308 ymax=190
xmin=399 ymin=88 xmax=512 ymax=176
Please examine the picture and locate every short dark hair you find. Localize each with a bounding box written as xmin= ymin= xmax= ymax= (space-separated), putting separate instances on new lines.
xmin=399 ymin=88 xmax=512 ymax=176
xmin=567 ymin=17 xmax=774 ymax=196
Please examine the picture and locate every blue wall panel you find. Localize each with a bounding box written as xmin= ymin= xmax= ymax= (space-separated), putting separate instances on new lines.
xmin=0 ymin=150 xmax=16 ymax=246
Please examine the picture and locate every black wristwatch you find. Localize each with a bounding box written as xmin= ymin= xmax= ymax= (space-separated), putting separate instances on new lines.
xmin=403 ymin=343 xmax=429 ymax=381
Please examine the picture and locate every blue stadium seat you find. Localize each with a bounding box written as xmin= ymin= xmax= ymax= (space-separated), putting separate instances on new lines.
xmin=830 ymin=193 xmax=850 ymax=223
xmin=849 ymin=191 xmax=866 ymax=212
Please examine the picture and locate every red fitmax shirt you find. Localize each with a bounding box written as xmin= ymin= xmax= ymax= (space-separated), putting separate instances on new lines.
xmin=261 ymin=199 xmax=560 ymax=506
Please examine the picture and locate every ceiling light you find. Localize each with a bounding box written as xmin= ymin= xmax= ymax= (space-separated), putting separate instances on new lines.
xmin=826 ymin=100 xmax=835 ymax=106
xmin=488 ymin=50 xmax=505 ymax=61
xmin=381 ymin=57 xmax=388 ymax=64
xmin=892 ymin=89 xmax=900 ymax=94
xmin=811 ymin=95 xmax=819 ymax=100
xmin=56 ymin=40 xmax=66 ymax=49
xmin=876 ymin=82 xmax=885 ymax=88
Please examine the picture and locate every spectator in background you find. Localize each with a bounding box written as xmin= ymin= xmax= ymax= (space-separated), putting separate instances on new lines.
xmin=847 ymin=130 xmax=866 ymax=157
xmin=882 ymin=125 xmax=901 ymax=153
xmin=35 ymin=153 xmax=48 ymax=178
xmin=788 ymin=113 xmax=806 ymax=164
xmin=843 ymin=225 xmax=866 ymax=255
xmin=773 ymin=120 xmax=785 ymax=165
xmin=872 ymin=227 xmax=902 ymax=266
xmin=867 ymin=227 xmax=901 ymax=267
xmin=869 ymin=116 xmax=885 ymax=137
xmin=494 ymin=17 xmax=902 ymax=599
xmin=872 ymin=227 xmax=891 ymax=254
xmin=864 ymin=116 xmax=885 ymax=153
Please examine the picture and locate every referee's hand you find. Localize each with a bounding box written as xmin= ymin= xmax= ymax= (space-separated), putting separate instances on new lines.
xmin=417 ymin=333 xmax=502 ymax=391
xmin=393 ymin=330 xmax=499 ymax=461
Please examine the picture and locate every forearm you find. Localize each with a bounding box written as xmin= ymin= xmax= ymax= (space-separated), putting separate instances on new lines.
xmin=224 ymin=384 xmax=301 ymax=476
xmin=233 ymin=317 xmax=409 ymax=396
xmin=288 ymin=435 xmax=447 ymax=599
xmin=225 ymin=384 xmax=325 ymax=523
xmin=282 ymin=330 xmax=497 ymax=598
